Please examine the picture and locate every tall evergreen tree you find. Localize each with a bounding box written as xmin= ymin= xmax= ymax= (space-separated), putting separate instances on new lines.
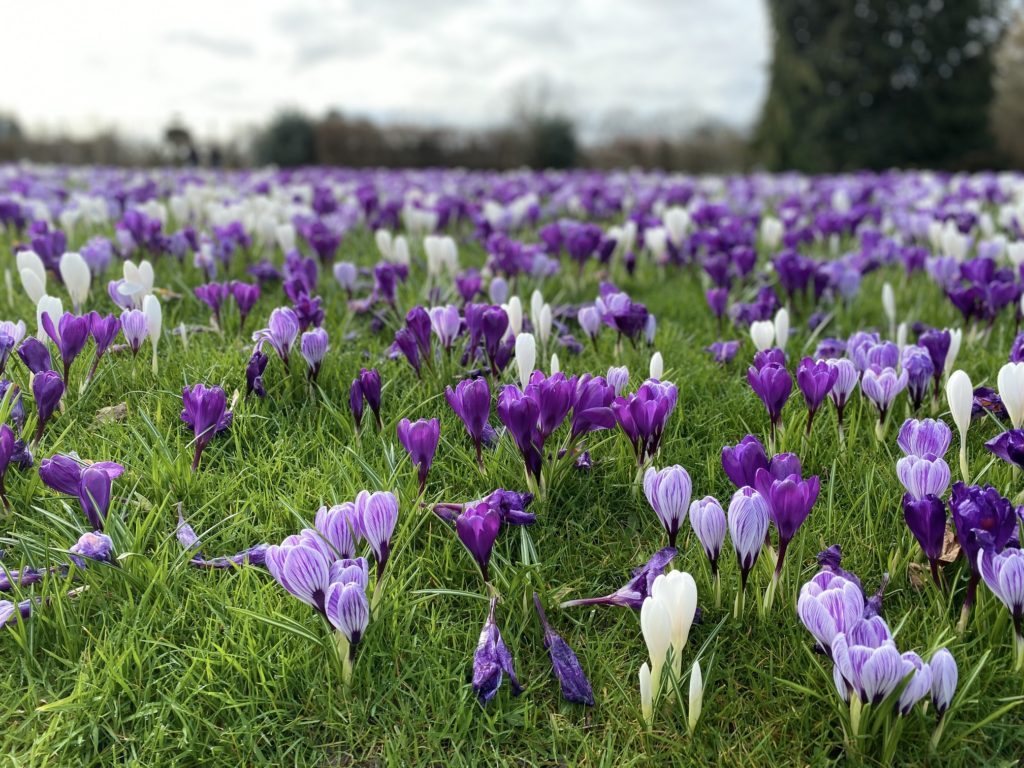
xmin=754 ymin=0 xmax=1008 ymax=171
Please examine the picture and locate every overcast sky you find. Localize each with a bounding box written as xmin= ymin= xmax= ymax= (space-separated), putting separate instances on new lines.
xmin=3 ymin=0 xmax=770 ymax=143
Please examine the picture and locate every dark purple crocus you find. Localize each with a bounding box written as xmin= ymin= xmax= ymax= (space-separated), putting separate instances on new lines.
xmin=747 ymin=363 xmax=792 ymax=443
xmin=245 ymin=350 xmax=269 ymax=399
xmin=358 ymin=368 xmax=382 ymax=428
xmin=194 ymin=282 xmax=230 ymax=326
xmin=84 ymin=312 xmax=120 ymax=385
xmin=949 ymin=481 xmax=1017 ymax=627
xmin=533 ymin=593 xmax=594 ymax=706
xmin=753 ymin=468 xmax=820 ymax=580
xmin=753 ymin=348 xmax=787 ymax=371
xmin=445 ymin=377 xmax=491 ymax=469
xmin=612 ymin=379 xmax=678 ymax=466
xmin=525 ymin=371 xmax=575 ymax=442
xmin=393 ymin=327 xmax=422 ymax=377
xmin=706 ymin=288 xmax=729 ymax=322
xmin=181 ymin=384 xmax=233 ymax=471
xmin=902 ymin=493 xmax=947 ymax=589
xmin=229 ymin=281 xmax=260 ymax=330
xmin=455 ymin=501 xmax=501 ymax=582
xmin=434 ymin=488 xmax=536 ymax=526
xmin=31 ymin=370 xmax=64 ymax=445
xmin=18 ymin=337 xmax=51 ymax=375
xmin=0 ymin=425 xmax=14 ymax=509
xmin=38 ymin=454 xmax=124 ymax=529
xmin=497 ymin=385 xmax=543 ymax=481
xmin=985 ymin=429 xmax=1024 ymax=470
xmin=473 ymin=596 xmax=522 ymax=705
xmin=919 ymin=329 xmax=951 ymax=399
xmin=405 ymin=306 xmax=433 ymax=362
xmin=569 ymin=374 xmax=615 ymax=442
xmin=42 ymin=312 xmax=90 ymax=384
xmin=397 ymin=417 xmax=440 ymax=494
xmin=902 ymin=345 xmax=935 ymax=411
xmin=796 ymin=357 xmax=838 ymax=436
xmin=349 ymin=378 xmax=365 ymax=431
xmin=560 ymin=547 xmax=677 ymax=609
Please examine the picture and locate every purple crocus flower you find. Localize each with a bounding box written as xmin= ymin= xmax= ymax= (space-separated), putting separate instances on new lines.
xmin=69 ymin=531 xmax=115 ymax=567
xmin=825 ymin=358 xmax=858 ymax=433
xmin=896 ymin=455 xmax=950 ymax=500
xmin=728 ymin=486 xmax=770 ymax=595
xmin=84 ymin=312 xmax=120 ymax=385
xmin=977 ymin=546 xmax=1024 ymax=668
xmin=497 ymin=385 xmax=543 ymax=481
xmin=397 ymin=417 xmax=440 ymax=494
xmin=902 ymin=492 xmax=947 ymax=586
xmin=577 ymin=305 xmax=601 ymax=343
xmin=266 ymin=530 xmax=334 ymax=614
xmin=985 ymin=429 xmax=1024 ymax=470
xmin=245 ymin=350 xmax=269 ymax=399
xmin=747 ymin=363 xmax=792 ymax=442
xmin=434 ymin=488 xmax=536 ymax=527
xmin=314 ymin=502 xmax=359 ymax=559
xmin=0 ymin=424 xmax=14 ymax=508
xmin=18 ymin=337 xmax=51 ymax=374
xmin=705 ymin=340 xmax=740 ymax=364
xmin=569 ymin=373 xmax=615 ymax=442
xmin=42 ymin=312 xmax=90 ymax=384
xmin=38 ymin=454 xmax=124 ymax=528
xmin=429 ymin=305 xmax=462 ymax=351
xmin=405 ymin=306 xmax=433 ymax=361
xmin=753 ymin=348 xmax=787 ymax=372
xmin=78 ymin=466 xmax=113 ymax=530
xmin=195 ymin=282 xmax=230 ymax=326
xmin=721 ymin=434 xmax=770 ymax=489
xmin=120 ymin=309 xmax=148 ymax=356
xmin=353 ymin=490 xmax=398 ymax=581
xmin=897 ymin=418 xmax=952 ymax=458
xmin=902 ymin=345 xmax=935 ymax=410
xmin=797 ymin=570 xmax=867 ymax=656
xmin=300 ymin=327 xmax=329 ymax=382
xmin=753 ymin=468 xmax=820 ymax=579
xmin=31 ymin=370 xmax=64 ymax=444
xmin=643 ymin=464 xmax=691 ymax=547
xmin=560 ymin=547 xmax=677 ymax=609
xmin=454 ymin=269 xmax=481 ymax=303
xmin=252 ymin=307 xmax=299 ymax=367
xmin=606 ymin=366 xmax=629 ymax=396
xmin=445 ymin=377 xmax=491 ymax=469
xmin=919 ymin=328 xmax=951 ymax=396
xmin=393 ymin=327 xmax=422 ymax=377
xmin=706 ymin=288 xmax=729 ymax=320
xmin=689 ymin=495 xmax=726 ymax=578
xmin=796 ymin=356 xmax=838 ymax=436
xmin=0 ymin=598 xmax=36 ymax=626
xmin=358 ymin=368 xmax=382 ymax=428
xmin=950 ymin=481 xmax=1017 ymax=624
xmin=455 ymin=501 xmax=501 ymax=582
xmin=831 ymin=622 xmax=908 ymax=705
xmin=334 ymin=262 xmax=358 ymax=296
xmin=325 ymin=580 xmax=370 ymax=661
xmin=612 ymin=379 xmax=678 ymax=466
xmin=533 ymin=593 xmax=594 ymax=706
xmin=229 ymin=281 xmax=260 ymax=330
xmin=473 ymin=596 xmax=522 ymax=705
xmin=930 ymin=648 xmax=958 ymax=716
xmin=897 ymin=652 xmax=934 ymax=716
xmin=349 ymin=378 xmax=364 ymax=431
xmin=180 ymin=384 xmax=232 ymax=471
xmin=861 ymin=365 xmax=908 ymax=428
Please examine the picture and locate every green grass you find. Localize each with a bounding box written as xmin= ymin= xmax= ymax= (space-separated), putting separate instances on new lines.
xmin=2 ymin=225 xmax=1023 ymax=767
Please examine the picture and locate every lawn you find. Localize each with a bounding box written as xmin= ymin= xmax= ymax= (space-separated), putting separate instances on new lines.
xmin=1 ymin=168 xmax=1023 ymax=767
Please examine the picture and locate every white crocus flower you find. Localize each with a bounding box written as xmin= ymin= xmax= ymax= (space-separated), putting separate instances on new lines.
xmin=688 ymin=660 xmax=703 ymax=735
xmin=122 ymin=260 xmax=154 ymax=307
xmin=550 ymin=353 xmax=560 ymax=375
xmin=945 ymin=328 xmax=962 ymax=375
xmin=640 ymin=594 xmax=673 ymax=703
xmin=538 ymin=304 xmax=552 ymax=347
xmin=504 ymin=296 xmax=523 ymax=337
xmin=374 ymin=229 xmax=393 ymax=260
xmin=773 ymin=308 xmax=790 ymax=351
xmin=276 ymin=223 xmax=296 ymax=253
xmin=946 ymin=370 xmax=973 ymax=482
xmin=59 ymin=252 xmax=91 ymax=313
xmin=36 ymin=295 xmax=63 ymax=340
xmin=750 ymin=320 xmax=775 ymax=351
xmin=998 ymin=362 xmax=1024 ymax=429
xmin=143 ymin=294 xmax=163 ymax=375
xmin=882 ymin=282 xmax=896 ymax=337
xmin=651 ymin=571 xmax=698 ymax=677
xmin=515 ymin=332 xmax=536 ymax=389
xmin=639 ymin=663 xmax=653 ymax=727
xmin=649 ymin=351 xmax=664 ymax=381
xmin=392 ymin=235 xmax=410 ymax=267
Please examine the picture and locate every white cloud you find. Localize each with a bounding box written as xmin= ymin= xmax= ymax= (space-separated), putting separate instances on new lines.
xmin=1 ymin=0 xmax=769 ymax=142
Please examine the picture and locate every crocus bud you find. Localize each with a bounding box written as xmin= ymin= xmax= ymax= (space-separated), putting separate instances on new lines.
xmin=143 ymin=294 xmax=162 ymax=375
xmin=578 ymin=305 xmax=601 ymax=341
xmin=882 ymin=282 xmax=896 ymax=331
xmin=300 ymin=328 xmax=329 ymax=381
xmin=530 ymin=289 xmax=544 ymax=332
xmin=60 ymin=252 xmax=91 ymax=313
xmin=688 ymin=660 xmax=703 ymax=735
xmin=930 ymin=648 xmax=957 ymax=716
xmin=651 ymin=570 xmax=698 ymax=677
xmin=607 ymin=366 xmax=629 ymax=396
xmin=538 ymin=304 xmax=552 ymax=347
xmin=640 ymin=594 xmax=672 ymax=702
xmin=275 ymin=223 xmax=296 ymax=253
xmin=639 ymin=662 xmax=653 ymax=727
xmin=550 ymin=353 xmax=560 ymax=375
xmin=505 ymin=296 xmax=523 ymax=337
xmin=773 ymin=308 xmax=790 ymax=351
xmin=750 ymin=320 xmax=774 ymax=351
xmin=644 ymin=465 xmax=691 ymax=547
xmin=515 ymin=333 xmax=536 ymax=389
xmin=36 ymin=296 xmax=63 ymax=341
xmin=946 ymin=369 xmax=973 ymax=481
xmin=997 ymin=362 xmax=1024 ymax=429
xmin=649 ymin=351 xmax=664 ymax=380
xmin=18 ymin=251 xmax=46 ymax=305
xmin=945 ymin=329 xmax=962 ymax=374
